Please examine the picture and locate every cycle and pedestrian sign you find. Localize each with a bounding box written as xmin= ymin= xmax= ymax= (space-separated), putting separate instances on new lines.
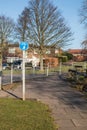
xmin=19 ymin=42 xmax=29 ymax=51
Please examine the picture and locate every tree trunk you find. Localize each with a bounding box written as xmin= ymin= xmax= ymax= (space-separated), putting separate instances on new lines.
xmin=40 ymin=54 xmax=44 ymax=71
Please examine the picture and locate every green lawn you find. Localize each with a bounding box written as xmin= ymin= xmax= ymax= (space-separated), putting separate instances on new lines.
xmin=0 ymin=98 xmax=57 ymax=130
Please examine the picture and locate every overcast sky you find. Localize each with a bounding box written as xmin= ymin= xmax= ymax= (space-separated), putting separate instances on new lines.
xmin=0 ymin=0 xmax=85 ymax=50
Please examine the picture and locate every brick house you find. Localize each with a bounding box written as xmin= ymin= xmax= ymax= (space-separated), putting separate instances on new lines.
xmin=6 ymin=43 xmax=60 ymax=67
xmin=68 ymin=49 xmax=87 ymax=61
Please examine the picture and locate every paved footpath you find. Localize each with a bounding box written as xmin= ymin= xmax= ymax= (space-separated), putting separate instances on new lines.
xmin=1 ymin=74 xmax=87 ymax=130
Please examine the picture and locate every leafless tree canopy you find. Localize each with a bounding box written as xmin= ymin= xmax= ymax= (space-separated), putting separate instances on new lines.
xmin=80 ymin=0 xmax=87 ymax=26
xmin=16 ymin=7 xmax=30 ymax=42
xmin=28 ymin=0 xmax=72 ymax=50
xmin=0 ymin=15 xmax=15 ymax=44
xmin=16 ymin=0 xmax=72 ymax=49
xmin=82 ymin=39 xmax=87 ymax=49
xmin=80 ymin=0 xmax=87 ymax=48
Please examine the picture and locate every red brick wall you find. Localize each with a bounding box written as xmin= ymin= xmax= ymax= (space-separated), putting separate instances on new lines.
xmin=43 ymin=57 xmax=59 ymax=67
xmin=73 ymin=55 xmax=84 ymax=61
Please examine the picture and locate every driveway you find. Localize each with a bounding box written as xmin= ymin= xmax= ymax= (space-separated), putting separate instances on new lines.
xmin=1 ymin=73 xmax=87 ymax=130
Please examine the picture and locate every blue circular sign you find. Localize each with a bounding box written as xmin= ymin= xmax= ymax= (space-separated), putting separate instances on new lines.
xmin=19 ymin=42 xmax=29 ymax=51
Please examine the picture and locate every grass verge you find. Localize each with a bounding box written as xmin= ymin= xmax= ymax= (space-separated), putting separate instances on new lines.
xmin=0 ymin=98 xmax=57 ymax=130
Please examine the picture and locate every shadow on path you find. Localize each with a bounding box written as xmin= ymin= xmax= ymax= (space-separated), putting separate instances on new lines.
xmin=26 ymin=74 xmax=87 ymax=111
xmin=2 ymin=89 xmax=21 ymax=99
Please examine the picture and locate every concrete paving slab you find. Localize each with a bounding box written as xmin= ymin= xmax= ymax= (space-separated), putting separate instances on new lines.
xmin=80 ymin=113 xmax=87 ymax=119
xmin=54 ymin=112 xmax=83 ymax=120
xmin=52 ymin=107 xmax=66 ymax=114
xmin=58 ymin=126 xmax=87 ymax=130
xmin=0 ymin=90 xmax=9 ymax=97
xmin=55 ymin=119 xmax=75 ymax=127
xmin=74 ymin=106 xmax=87 ymax=113
xmin=72 ymin=119 xmax=87 ymax=127
xmin=64 ymin=107 xmax=78 ymax=113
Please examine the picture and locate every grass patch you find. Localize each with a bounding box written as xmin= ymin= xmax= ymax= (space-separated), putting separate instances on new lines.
xmin=0 ymin=98 xmax=56 ymax=130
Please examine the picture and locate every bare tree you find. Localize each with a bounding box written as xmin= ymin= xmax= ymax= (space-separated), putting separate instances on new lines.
xmin=15 ymin=7 xmax=30 ymax=42
xmin=79 ymin=0 xmax=87 ymax=54
xmin=0 ymin=15 xmax=15 ymax=90
xmin=28 ymin=0 xmax=72 ymax=70
xmin=0 ymin=15 xmax=15 ymax=44
xmin=16 ymin=0 xmax=72 ymax=70
xmin=80 ymin=0 xmax=87 ymax=26
xmin=82 ymin=40 xmax=87 ymax=49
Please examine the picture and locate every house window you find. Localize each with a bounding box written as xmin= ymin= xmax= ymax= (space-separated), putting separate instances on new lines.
xmin=9 ymin=48 xmax=15 ymax=54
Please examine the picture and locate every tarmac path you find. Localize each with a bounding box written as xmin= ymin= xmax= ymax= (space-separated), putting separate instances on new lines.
xmin=1 ymin=73 xmax=87 ymax=130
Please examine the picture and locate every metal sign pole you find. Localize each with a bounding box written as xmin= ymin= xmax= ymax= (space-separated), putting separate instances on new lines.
xmin=23 ymin=50 xmax=25 ymax=101
xmin=19 ymin=41 xmax=29 ymax=101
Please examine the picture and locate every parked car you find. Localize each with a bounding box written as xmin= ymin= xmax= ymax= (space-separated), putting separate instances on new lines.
xmin=13 ymin=60 xmax=22 ymax=70
xmin=2 ymin=63 xmax=10 ymax=70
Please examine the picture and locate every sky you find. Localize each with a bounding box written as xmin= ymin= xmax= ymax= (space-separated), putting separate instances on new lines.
xmin=53 ymin=0 xmax=86 ymax=50
xmin=0 ymin=0 xmax=86 ymax=50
